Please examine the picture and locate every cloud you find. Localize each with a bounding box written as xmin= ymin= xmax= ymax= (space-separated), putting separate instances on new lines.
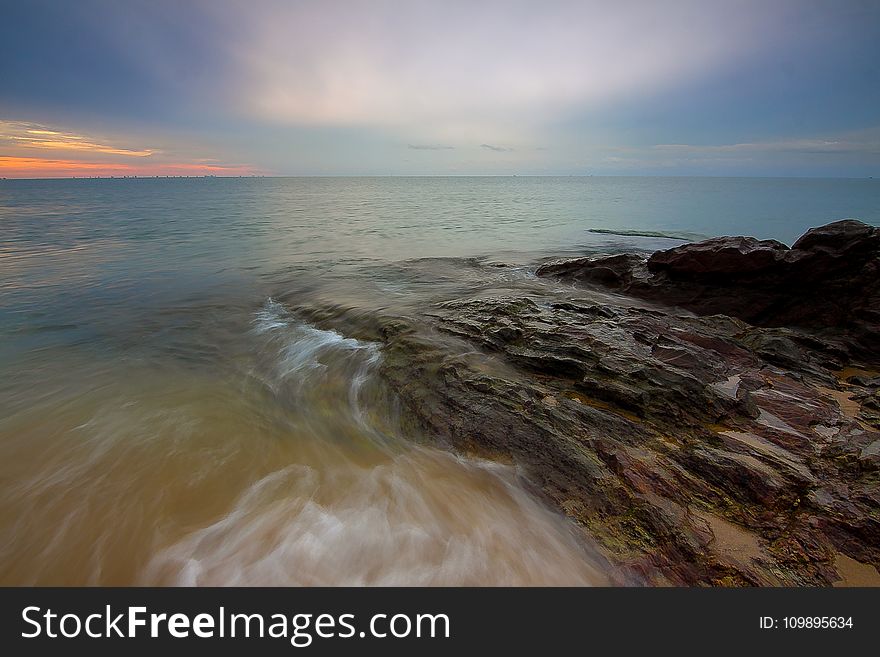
xmin=0 ymin=120 xmax=155 ymax=157
xmin=215 ymin=0 xmax=800 ymax=137
xmin=0 ymin=119 xmax=259 ymax=178
xmin=586 ymin=128 xmax=880 ymax=174
xmin=652 ymin=137 xmax=880 ymax=155
xmin=4 ymin=1 xmax=874 ymax=176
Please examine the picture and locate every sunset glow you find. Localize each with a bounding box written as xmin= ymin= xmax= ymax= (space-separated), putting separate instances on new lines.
xmin=1 ymin=120 xmax=155 ymax=158
xmin=0 ymin=121 xmax=257 ymax=178
xmin=0 ymin=156 xmax=257 ymax=179
xmin=1 ymin=1 xmax=878 ymax=176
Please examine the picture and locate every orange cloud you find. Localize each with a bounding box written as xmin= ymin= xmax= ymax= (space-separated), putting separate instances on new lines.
xmin=2 ymin=120 xmax=155 ymax=157
xmin=0 ymin=120 xmax=260 ymax=178
xmin=9 ymin=138 xmax=154 ymax=157
xmin=0 ymin=157 xmax=257 ymax=178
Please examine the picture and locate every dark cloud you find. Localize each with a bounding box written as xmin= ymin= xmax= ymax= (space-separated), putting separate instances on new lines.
xmin=481 ymin=143 xmax=513 ymax=152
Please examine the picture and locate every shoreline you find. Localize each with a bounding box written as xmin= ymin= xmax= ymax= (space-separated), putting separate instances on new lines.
xmin=287 ymin=219 xmax=880 ymax=585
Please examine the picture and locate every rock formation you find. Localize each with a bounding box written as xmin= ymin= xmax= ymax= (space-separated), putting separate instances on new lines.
xmin=537 ymin=219 xmax=880 ymax=360
xmin=286 ymin=220 xmax=880 ymax=585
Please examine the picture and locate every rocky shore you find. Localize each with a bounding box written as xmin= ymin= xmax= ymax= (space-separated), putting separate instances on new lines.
xmin=288 ymin=220 xmax=880 ymax=586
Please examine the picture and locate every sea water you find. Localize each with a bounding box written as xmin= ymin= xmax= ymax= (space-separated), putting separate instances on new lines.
xmin=1 ymin=176 xmax=877 ymax=585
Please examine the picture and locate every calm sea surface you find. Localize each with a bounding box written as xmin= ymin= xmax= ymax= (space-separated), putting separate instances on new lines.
xmin=1 ymin=176 xmax=878 ymax=584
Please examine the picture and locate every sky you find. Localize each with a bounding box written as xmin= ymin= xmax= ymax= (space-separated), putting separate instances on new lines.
xmin=1 ymin=0 xmax=879 ymax=178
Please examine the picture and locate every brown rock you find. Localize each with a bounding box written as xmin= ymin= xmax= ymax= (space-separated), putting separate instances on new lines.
xmin=647 ymin=236 xmax=788 ymax=276
xmin=536 ymin=219 xmax=880 ymax=361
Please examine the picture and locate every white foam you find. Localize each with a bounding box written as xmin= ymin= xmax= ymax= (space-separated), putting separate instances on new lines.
xmin=141 ymin=450 xmax=610 ymax=586
xmin=253 ymin=298 xmax=380 ymax=378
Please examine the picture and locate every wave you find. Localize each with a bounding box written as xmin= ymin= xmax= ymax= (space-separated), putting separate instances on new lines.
xmin=250 ymin=298 xmax=387 ymax=438
xmin=141 ymin=449 xmax=611 ymax=586
xmin=255 ymin=299 xmax=379 ymax=379
xmin=1 ymin=297 xmax=617 ymax=586
xmin=587 ymin=228 xmax=704 ymax=240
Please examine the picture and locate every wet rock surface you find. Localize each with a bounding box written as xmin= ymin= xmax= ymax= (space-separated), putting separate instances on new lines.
xmin=284 ymin=220 xmax=880 ymax=586
xmin=537 ymin=219 xmax=880 ymax=360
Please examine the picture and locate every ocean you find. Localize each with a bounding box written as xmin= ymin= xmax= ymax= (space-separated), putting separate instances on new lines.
xmin=1 ymin=176 xmax=878 ymax=585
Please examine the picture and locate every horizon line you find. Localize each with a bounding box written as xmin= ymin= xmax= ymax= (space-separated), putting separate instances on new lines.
xmin=1 ymin=173 xmax=877 ymax=182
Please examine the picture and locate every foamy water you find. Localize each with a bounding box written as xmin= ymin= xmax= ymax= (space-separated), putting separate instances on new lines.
xmin=0 ymin=298 xmax=610 ymax=585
